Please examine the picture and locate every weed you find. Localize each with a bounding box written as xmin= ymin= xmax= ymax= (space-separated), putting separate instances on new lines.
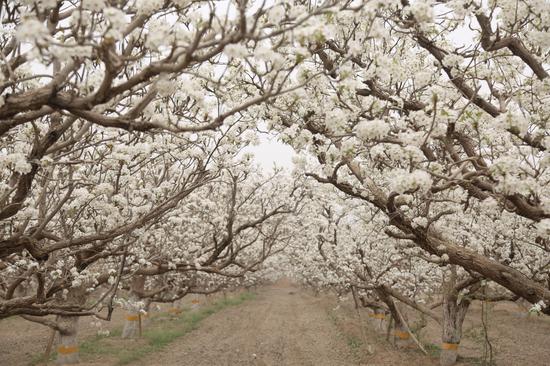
xmin=424 ymin=342 xmax=441 ymax=358
xmin=29 ymin=353 xmax=53 ymax=366
xmin=457 ymin=355 xmax=496 ymax=366
xmin=347 ymin=335 xmax=362 ymax=350
xmin=464 ymin=325 xmax=485 ymax=343
xmin=326 ymin=309 xmax=365 ymax=360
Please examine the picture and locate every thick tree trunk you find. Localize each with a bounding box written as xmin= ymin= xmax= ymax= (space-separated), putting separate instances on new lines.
xmin=191 ymin=296 xmax=200 ymax=312
xmin=440 ymin=270 xmax=471 ymax=366
xmin=351 ymin=286 xmax=360 ymax=309
xmin=168 ymin=300 xmax=181 ymax=316
xmin=375 ymin=288 xmax=414 ymax=349
xmin=122 ymin=276 xmax=146 ymax=338
xmin=121 ymin=310 xmax=140 ymax=338
xmin=55 ymin=286 xmax=86 ymax=365
xmin=142 ymin=298 xmax=152 ymax=326
xmin=370 ymin=308 xmax=387 ymax=333
xmin=393 ymin=321 xmax=412 ymax=349
xmin=56 ymin=316 xmax=79 ymax=365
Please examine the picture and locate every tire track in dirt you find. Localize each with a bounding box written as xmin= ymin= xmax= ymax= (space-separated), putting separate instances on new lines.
xmin=137 ymin=282 xmax=359 ymax=366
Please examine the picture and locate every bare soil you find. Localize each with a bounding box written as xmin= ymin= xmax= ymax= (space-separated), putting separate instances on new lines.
xmin=414 ymin=300 xmax=550 ymax=366
xmin=137 ymin=280 xmax=436 ymax=366
xmin=136 ymin=281 xmax=359 ymax=366
xmin=0 ymin=306 xmax=128 ymax=366
xmin=1 ymin=281 xmax=549 ymax=366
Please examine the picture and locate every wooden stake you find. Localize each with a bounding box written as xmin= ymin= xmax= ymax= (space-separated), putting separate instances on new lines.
xmin=43 ymin=328 xmax=56 ymax=363
xmin=138 ymin=313 xmax=142 ymax=337
xmin=386 ymin=315 xmax=393 ymax=342
xmin=394 ymin=303 xmax=427 ymax=355
xmin=351 ymin=286 xmax=360 ymax=309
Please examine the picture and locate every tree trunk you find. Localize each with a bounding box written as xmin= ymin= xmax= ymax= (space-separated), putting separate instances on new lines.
xmin=191 ymin=296 xmax=200 ymax=312
xmin=122 ymin=276 xmax=146 ymax=338
xmin=370 ymin=308 xmax=387 ymax=333
xmin=393 ymin=320 xmax=412 ymax=349
xmin=56 ymin=316 xmax=79 ymax=365
xmin=351 ymin=286 xmax=360 ymax=309
xmin=121 ymin=311 xmax=140 ymax=338
xmin=55 ymin=286 xmax=86 ymax=365
xmin=168 ymin=300 xmax=181 ymax=316
xmin=375 ymin=288 xmax=414 ymax=349
xmin=142 ymin=298 xmax=152 ymax=326
xmin=440 ymin=269 xmax=471 ymax=366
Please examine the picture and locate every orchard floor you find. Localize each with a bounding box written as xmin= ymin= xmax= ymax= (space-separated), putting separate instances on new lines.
xmin=1 ymin=280 xmax=550 ymax=365
xmin=137 ymin=280 xmax=363 ymax=366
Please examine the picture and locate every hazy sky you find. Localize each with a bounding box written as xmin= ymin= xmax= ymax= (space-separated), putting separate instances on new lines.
xmin=242 ymin=134 xmax=296 ymax=172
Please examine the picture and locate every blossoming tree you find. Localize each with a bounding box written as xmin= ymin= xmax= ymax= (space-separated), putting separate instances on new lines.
xmin=263 ymin=0 xmax=550 ymax=312
xmin=1 ymin=1 xmax=549 ymax=365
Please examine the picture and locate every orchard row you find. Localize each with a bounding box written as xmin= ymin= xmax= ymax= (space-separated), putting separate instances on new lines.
xmin=1 ymin=1 xmax=549 ymax=365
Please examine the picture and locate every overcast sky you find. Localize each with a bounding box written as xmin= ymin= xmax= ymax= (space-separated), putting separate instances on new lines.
xmin=242 ymin=134 xmax=296 ymax=172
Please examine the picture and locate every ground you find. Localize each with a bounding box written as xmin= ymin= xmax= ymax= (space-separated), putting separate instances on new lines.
xmin=1 ymin=280 xmax=549 ymax=365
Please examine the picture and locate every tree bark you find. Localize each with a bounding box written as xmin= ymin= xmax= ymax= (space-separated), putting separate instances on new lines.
xmin=375 ymin=288 xmax=414 ymax=349
xmin=56 ymin=316 xmax=79 ymax=365
xmin=309 ymin=168 xmax=550 ymax=314
xmin=393 ymin=320 xmax=412 ymax=349
xmin=370 ymin=308 xmax=387 ymax=333
xmin=121 ymin=277 xmax=146 ymax=338
xmin=142 ymin=298 xmax=152 ymax=327
xmin=55 ymin=286 xmax=86 ymax=365
xmin=440 ymin=270 xmax=471 ymax=366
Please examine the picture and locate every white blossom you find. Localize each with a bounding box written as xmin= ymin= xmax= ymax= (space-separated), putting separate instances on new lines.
xmin=355 ymin=119 xmax=390 ymax=140
xmin=224 ymin=44 xmax=249 ymax=59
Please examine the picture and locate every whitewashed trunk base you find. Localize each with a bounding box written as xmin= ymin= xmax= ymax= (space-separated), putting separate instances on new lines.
xmin=121 ymin=313 xmax=140 ymax=338
xmin=56 ymin=317 xmax=79 ymax=365
xmin=394 ymin=325 xmax=413 ymax=349
xmin=440 ymin=346 xmax=459 ymax=366
xmin=369 ymin=311 xmax=386 ymax=333
xmin=374 ymin=318 xmax=386 ymax=333
xmin=141 ymin=312 xmax=151 ymax=327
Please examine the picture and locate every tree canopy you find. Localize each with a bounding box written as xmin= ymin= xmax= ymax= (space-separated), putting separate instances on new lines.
xmin=1 ymin=2 xmax=549 ymax=363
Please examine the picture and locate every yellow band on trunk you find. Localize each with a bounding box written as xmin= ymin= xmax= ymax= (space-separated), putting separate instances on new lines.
xmin=126 ymin=314 xmax=139 ymax=321
xmin=394 ymin=330 xmax=410 ymax=339
xmin=441 ymin=342 xmax=459 ymax=350
xmin=57 ymin=345 xmax=78 ymax=355
xmin=370 ymin=313 xmax=385 ymax=319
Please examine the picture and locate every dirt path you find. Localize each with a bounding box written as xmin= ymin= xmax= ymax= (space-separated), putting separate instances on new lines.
xmin=137 ymin=282 xmax=359 ymax=366
xmin=5 ymin=282 xmax=546 ymax=365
